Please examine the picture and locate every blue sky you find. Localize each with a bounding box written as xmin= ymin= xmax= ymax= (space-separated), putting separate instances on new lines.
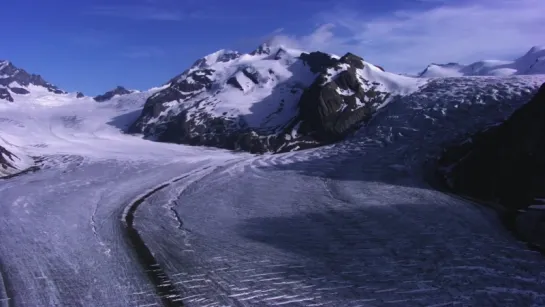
xmin=1 ymin=0 xmax=543 ymax=95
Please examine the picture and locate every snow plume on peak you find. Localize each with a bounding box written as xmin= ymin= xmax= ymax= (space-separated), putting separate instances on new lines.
xmin=250 ymin=42 xmax=273 ymax=55
xmin=419 ymin=46 xmax=545 ymax=78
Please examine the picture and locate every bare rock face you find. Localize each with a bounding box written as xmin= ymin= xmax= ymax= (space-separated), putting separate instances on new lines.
xmin=516 ymin=209 xmax=545 ymax=251
xmin=296 ymin=52 xmax=390 ymax=144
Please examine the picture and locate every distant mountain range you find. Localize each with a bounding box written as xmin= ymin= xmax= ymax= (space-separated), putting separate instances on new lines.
xmin=418 ymin=46 xmax=545 ymax=77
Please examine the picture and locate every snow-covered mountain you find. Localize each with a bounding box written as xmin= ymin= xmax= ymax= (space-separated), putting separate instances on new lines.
xmin=418 ymin=46 xmax=545 ymax=78
xmin=129 ymin=43 xmax=425 ymax=153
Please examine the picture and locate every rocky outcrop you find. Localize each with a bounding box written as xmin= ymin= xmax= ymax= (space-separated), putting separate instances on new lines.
xmin=436 ymin=83 xmax=545 ymax=251
xmin=0 ymin=60 xmax=66 ymax=99
xmin=94 ymin=86 xmax=133 ymax=102
xmin=0 ymin=145 xmax=16 ymax=171
xmin=76 ymin=92 xmax=84 ymax=98
xmin=0 ymin=88 xmax=13 ymax=102
xmin=296 ymin=52 xmax=390 ymax=144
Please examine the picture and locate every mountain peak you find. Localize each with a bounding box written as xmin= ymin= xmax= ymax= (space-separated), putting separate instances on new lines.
xmin=249 ymin=41 xmax=295 ymax=57
xmin=0 ymin=60 xmax=66 ymax=101
xmin=130 ymin=45 xmax=422 ymax=153
xmin=93 ymin=86 xmax=134 ymax=102
xmin=115 ymin=85 xmax=129 ymax=91
xmin=0 ymin=60 xmax=12 ymax=70
xmin=250 ymin=42 xmax=272 ymax=55
xmin=191 ymin=49 xmax=241 ymax=69
xmin=526 ymin=45 xmax=545 ymax=55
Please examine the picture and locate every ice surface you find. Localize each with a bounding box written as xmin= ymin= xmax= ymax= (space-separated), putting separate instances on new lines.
xmin=0 ymin=89 xmax=245 ymax=306
xmin=136 ymin=75 xmax=545 ymax=306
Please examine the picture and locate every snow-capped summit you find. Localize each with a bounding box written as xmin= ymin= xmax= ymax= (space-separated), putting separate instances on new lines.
xmin=129 ymin=45 xmax=423 ymax=153
xmin=0 ymin=60 xmax=66 ymax=102
xmin=418 ymin=46 xmax=545 ymax=78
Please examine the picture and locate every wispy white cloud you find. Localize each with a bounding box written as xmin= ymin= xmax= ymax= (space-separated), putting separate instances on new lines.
xmin=265 ymin=24 xmax=341 ymax=51
xmin=88 ymin=5 xmax=183 ymax=21
xmin=273 ymin=0 xmax=545 ymax=73
xmin=122 ymin=47 xmax=166 ymax=59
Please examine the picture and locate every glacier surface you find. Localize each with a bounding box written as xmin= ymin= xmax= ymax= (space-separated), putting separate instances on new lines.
xmin=0 ymin=75 xmax=545 ymax=306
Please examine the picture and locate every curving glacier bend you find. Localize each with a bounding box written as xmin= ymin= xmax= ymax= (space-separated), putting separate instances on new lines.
xmin=1 ymin=76 xmax=545 ymax=306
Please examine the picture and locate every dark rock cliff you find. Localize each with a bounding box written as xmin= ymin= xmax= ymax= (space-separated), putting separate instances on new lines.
xmin=436 ymin=83 xmax=545 ymax=251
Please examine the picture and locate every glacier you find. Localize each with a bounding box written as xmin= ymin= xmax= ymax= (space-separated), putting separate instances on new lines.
xmin=0 ymin=59 xmax=544 ymax=306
